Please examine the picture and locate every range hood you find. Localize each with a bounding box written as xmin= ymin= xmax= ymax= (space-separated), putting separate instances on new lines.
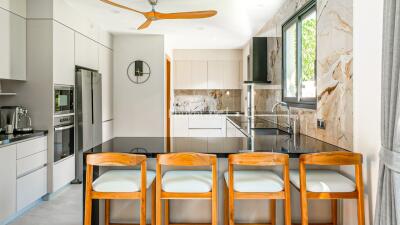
xmin=245 ymin=37 xmax=274 ymax=84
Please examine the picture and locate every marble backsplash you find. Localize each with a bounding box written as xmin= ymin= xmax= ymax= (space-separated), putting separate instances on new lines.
xmin=254 ymin=89 xmax=282 ymax=113
xmin=173 ymin=90 xmax=242 ymax=112
xmin=255 ymin=0 xmax=353 ymax=150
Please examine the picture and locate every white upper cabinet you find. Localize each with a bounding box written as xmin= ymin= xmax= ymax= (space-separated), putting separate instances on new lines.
xmin=75 ymin=33 xmax=99 ymax=70
xmin=173 ymin=49 xmax=242 ymax=90
xmin=99 ymin=46 xmax=113 ymax=121
xmin=190 ymin=61 xmax=208 ymax=89
xmin=53 ymin=22 xmax=75 ymax=85
xmin=0 ymin=7 xmax=26 ymax=80
xmin=222 ymin=60 xmax=240 ymax=89
xmin=207 ymin=61 xmax=224 ymax=89
xmin=174 ymin=61 xmax=191 ymax=89
xmin=174 ymin=60 xmax=241 ymax=90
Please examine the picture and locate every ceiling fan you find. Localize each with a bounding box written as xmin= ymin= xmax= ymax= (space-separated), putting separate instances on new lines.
xmin=100 ymin=0 xmax=218 ymax=30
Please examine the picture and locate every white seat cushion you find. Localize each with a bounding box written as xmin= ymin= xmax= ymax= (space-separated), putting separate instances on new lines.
xmin=224 ymin=170 xmax=284 ymax=193
xmin=162 ymin=170 xmax=212 ymax=193
xmin=92 ymin=170 xmax=156 ymax=192
xmin=289 ymin=170 xmax=356 ymax=193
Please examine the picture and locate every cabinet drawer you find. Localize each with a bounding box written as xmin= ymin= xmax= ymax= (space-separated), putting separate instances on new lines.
xmin=188 ymin=116 xmax=223 ymax=129
xmin=16 ymin=136 xmax=47 ymax=159
xmin=53 ymin=156 xmax=75 ymax=191
xmin=172 ymin=116 xmax=189 ymax=137
xmin=17 ymin=167 xmax=47 ymax=211
xmin=17 ymin=151 xmax=46 ymax=177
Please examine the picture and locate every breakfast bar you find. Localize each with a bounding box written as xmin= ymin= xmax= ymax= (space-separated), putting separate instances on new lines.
xmin=83 ymin=131 xmax=348 ymax=225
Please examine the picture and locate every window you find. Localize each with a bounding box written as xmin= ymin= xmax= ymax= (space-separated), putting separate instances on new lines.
xmin=282 ymin=1 xmax=316 ymax=108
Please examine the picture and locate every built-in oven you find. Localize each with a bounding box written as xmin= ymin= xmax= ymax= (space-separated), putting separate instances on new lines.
xmin=54 ymin=85 xmax=74 ymax=115
xmin=54 ymin=115 xmax=75 ymax=162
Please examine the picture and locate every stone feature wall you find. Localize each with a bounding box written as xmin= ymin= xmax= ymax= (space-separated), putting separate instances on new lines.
xmin=256 ymin=0 xmax=353 ymax=150
xmin=173 ymin=90 xmax=242 ymax=112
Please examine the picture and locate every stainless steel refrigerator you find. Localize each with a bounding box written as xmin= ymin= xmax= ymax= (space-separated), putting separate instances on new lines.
xmin=73 ymin=68 xmax=102 ymax=183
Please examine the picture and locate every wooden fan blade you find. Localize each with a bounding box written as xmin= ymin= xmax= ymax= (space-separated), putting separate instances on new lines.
xmin=155 ymin=10 xmax=217 ymax=19
xmin=138 ymin=19 xmax=152 ymax=30
xmin=100 ymin=0 xmax=144 ymax=15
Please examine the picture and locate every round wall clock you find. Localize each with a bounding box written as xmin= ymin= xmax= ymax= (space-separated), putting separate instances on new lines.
xmin=127 ymin=60 xmax=151 ymax=84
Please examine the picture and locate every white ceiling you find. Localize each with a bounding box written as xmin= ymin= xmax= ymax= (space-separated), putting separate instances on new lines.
xmin=64 ymin=0 xmax=285 ymax=49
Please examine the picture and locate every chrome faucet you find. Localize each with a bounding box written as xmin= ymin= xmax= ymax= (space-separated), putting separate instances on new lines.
xmin=272 ymin=101 xmax=293 ymax=134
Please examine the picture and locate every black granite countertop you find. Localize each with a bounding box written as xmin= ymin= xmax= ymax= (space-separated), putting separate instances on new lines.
xmin=172 ymin=111 xmax=244 ymax=115
xmin=226 ymin=115 xmax=292 ymax=134
xmin=84 ymin=134 xmax=347 ymax=158
xmin=0 ymin=130 xmax=48 ymax=146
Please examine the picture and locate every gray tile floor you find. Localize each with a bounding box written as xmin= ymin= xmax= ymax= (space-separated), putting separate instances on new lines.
xmin=10 ymin=184 xmax=82 ymax=225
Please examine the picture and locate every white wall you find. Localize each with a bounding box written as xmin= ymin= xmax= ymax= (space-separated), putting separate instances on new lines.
xmin=348 ymin=0 xmax=384 ymax=224
xmin=113 ymin=34 xmax=165 ymax=137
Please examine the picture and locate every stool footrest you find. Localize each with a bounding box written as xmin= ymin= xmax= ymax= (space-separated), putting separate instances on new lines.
xmin=110 ymin=223 xmax=152 ymax=225
xmin=293 ymin=223 xmax=335 ymax=225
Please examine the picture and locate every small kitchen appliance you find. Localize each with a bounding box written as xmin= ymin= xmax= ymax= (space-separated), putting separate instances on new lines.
xmin=0 ymin=106 xmax=33 ymax=133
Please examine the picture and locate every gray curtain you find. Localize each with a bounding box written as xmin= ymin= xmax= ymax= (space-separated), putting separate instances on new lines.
xmin=374 ymin=0 xmax=400 ymax=224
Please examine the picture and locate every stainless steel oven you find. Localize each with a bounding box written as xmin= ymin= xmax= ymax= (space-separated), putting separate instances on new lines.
xmin=54 ymin=115 xmax=75 ymax=162
xmin=54 ymin=85 xmax=74 ymax=115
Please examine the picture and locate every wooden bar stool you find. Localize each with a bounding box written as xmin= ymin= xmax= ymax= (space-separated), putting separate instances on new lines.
xmin=84 ymin=153 xmax=156 ymax=225
xmin=289 ymin=152 xmax=365 ymax=225
xmin=156 ymin=152 xmax=218 ymax=225
xmin=224 ymin=153 xmax=292 ymax=225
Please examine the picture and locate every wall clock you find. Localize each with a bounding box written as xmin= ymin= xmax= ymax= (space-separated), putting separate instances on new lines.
xmin=127 ymin=60 xmax=151 ymax=84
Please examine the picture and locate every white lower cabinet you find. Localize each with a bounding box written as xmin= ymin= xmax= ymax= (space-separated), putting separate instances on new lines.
xmin=17 ymin=150 xmax=46 ymax=177
xmin=17 ymin=167 xmax=47 ymax=211
xmin=0 ymin=136 xmax=48 ymax=224
xmin=172 ymin=115 xmax=226 ymax=137
xmin=53 ymin=156 xmax=75 ymax=192
xmin=0 ymin=145 xmax=16 ymax=222
xmin=172 ymin=115 xmax=189 ymax=137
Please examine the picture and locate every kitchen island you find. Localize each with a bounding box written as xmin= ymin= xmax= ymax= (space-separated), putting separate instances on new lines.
xmin=83 ymin=130 xmax=348 ymax=225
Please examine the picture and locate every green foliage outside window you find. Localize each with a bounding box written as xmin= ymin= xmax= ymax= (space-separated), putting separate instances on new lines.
xmin=301 ymin=18 xmax=316 ymax=82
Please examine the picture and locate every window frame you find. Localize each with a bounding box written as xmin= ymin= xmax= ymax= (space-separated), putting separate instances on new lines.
xmin=282 ymin=0 xmax=317 ymax=109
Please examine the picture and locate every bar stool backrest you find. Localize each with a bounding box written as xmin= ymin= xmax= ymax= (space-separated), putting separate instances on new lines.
xmin=300 ymin=151 xmax=363 ymax=166
xmin=229 ymin=152 xmax=289 ymax=166
xmin=86 ymin=152 xmax=147 ymax=167
xmin=157 ymin=152 xmax=216 ymax=166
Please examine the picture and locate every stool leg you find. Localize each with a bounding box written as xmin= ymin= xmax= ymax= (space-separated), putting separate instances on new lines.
xmin=165 ymin=200 xmax=169 ymax=225
xmin=105 ymin=200 xmax=110 ymax=225
xmin=140 ymin=192 xmax=146 ymax=225
xmin=300 ymin=190 xmax=308 ymax=225
xmin=228 ymin=189 xmax=234 ymax=225
xmin=84 ymin=193 xmax=92 ymax=225
xmin=331 ymin=200 xmax=337 ymax=225
xmin=156 ymin=193 xmax=161 ymax=225
xmin=224 ymin=183 xmax=228 ymax=225
xmin=212 ymin=189 xmax=218 ymax=225
xmin=270 ymin=199 xmax=276 ymax=225
xmin=356 ymin=164 xmax=365 ymax=225
xmin=152 ymin=183 xmax=156 ymax=225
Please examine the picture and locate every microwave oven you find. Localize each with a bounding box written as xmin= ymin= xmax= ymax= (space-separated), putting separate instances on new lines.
xmin=54 ymin=85 xmax=74 ymax=115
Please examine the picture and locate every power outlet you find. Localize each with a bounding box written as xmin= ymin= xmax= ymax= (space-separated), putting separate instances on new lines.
xmin=317 ymin=119 xmax=326 ymax=129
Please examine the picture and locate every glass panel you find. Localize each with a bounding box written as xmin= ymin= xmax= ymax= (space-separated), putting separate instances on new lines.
xmin=284 ymin=22 xmax=297 ymax=98
xmin=54 ymin=127 xmax=74 ymax=162
xmin=300 ymin=10 xmax=316 ymax=98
